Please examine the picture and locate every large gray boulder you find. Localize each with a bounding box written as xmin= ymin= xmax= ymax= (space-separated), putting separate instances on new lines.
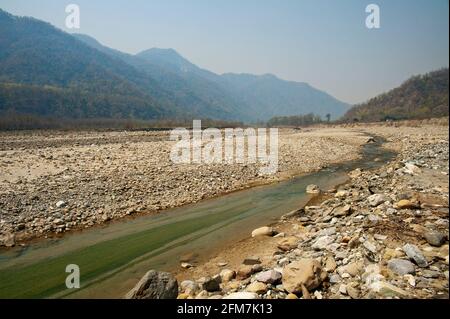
xmin=125 ymin=270 xmax=178 ymax=299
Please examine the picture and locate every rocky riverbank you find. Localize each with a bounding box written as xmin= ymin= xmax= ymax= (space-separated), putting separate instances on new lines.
xmin=130 ymin=121 xmax=449 ymax=299
xmin=0 ymin=127 xmax=369 ymax=246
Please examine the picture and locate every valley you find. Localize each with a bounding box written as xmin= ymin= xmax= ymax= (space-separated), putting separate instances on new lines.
xmin=0 ymin=3 xmax=448 ymax=302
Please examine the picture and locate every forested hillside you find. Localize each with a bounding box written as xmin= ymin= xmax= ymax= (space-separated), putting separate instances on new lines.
xmin=0 ymin=9 xmax=175 ymax=120
xmin=344 ymin=69 xmax=449 ymax=122
xmin=0 ymin=8 xmax=361 ymax=126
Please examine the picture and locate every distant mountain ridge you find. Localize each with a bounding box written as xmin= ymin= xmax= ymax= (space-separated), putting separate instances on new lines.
xmin=0 ymin=9 xmax=174 ymax=119
xmin=72 ymin=34 xmax=250 ymax=121
xmin=220 ymin=73 xmax=349 ymax=121
xmin=344 ymin=69 xmax=449 ymax=122
xmin=75 ymin=34 xmax=350 ymax=121
xmin=0 ymin=8 xmax=350 ymax=123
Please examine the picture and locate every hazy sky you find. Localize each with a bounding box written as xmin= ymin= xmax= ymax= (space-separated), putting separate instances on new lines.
xmin=0 ymin=0 xmax=448 ymax=104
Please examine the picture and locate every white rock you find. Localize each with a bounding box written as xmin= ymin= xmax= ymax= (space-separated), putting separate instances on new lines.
xmin=403 ymin=274 xmax=416 ymax=287
xmin=223 ymin=292 xmax=259 ymax=299
xmin=404 ymin=163 xmax=422 ymax=175
xmin=56 ymin=201 xmax=67 ymax=208
xmin=312 ymin=236 xmax=334 ymax=250
xmin=306 ymin=184 xmax=321 ymax=194
xmin=339 ymin=284 xmax=347 ymax=295
xmin=363 ymin=240 xmax=377 ymax=253
xmin=367 ymin=194 xmax=389 ymax=207
xmin=251 ymin=226 xmax=274 ymax=237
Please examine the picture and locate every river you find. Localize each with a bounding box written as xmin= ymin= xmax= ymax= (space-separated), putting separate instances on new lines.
xmin=0 ymin=135 xmax=395 ymax=298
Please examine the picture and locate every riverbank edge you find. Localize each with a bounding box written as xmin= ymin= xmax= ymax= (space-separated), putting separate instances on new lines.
xmin=169 ymin=149 xmax=390 ymax=281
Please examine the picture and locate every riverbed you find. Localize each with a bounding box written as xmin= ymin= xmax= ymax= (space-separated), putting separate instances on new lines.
xmin=0 ymin=136 xmax=395 ymax=299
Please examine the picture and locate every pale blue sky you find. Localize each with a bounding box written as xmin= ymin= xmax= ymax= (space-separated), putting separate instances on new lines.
xmin=0 ymin=0 xmax=448 ymax=104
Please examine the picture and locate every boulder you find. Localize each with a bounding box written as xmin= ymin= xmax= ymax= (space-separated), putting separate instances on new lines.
xmin=363 ymin=240 xmax=378 ymax=254
xmin=346 ymin=285 xmax=360 ymax=299
xmin=368 ymin=194 xmax=389 ymax=207
xmin=324 ymin=256 xmax=337 ymax=272
xmin=246 ymin=281 xmax=268 ymax=294
xmin=237 ymin=265 xmax=254 ymax=279
xmin=338 ymin=262 xmax=363 ymax=277
xmin=255 ymin=269 xmax=282 ymax=284
xmin=404 ymin=163 xmax=422 ymax=175
xmin=277 ymin=236 xmax=299 ymax=251
xmin=387 ymin=259 xmax=416 ymax=275
xmin=125 ymin=270 xmax=178 ymax=299
xmin=306 ymin=184 xmax=321 ymax=194
xmin=282 ymin=259 xmax=327 ymax=294
xmin=199 ymin=276 xmax=221 ymax=292
xmin=180 ymin=280 xmax=198 ymax=295
xmin=396 ymin=199 xmax=419 ymax=209
xmin=312 ymin=236 xmax=334 ymax=250
xmin=332 ymin=205 xmax=352 ymax=217
xmin=243 ymin=256 xmax=261 ymax=265
xmin=219 ymin=269 xmax=236 ymax=283
xmin=403 ymin=244 xmax=428 ymax=267
xmin=251 ymin=226 xmax=274 ymax=237
xmin=424 ymin=231 xmax=447 ymax=247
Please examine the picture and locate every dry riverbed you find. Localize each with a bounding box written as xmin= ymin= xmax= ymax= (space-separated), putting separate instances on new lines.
xmin=0 ymin=127 xmax=369 ymax=246
xmin=166 ymin=120 xmax=449 ymax=299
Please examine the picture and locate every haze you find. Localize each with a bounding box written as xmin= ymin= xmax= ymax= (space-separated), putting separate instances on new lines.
xmin=0 ymin=0 xmax=448 ymax=104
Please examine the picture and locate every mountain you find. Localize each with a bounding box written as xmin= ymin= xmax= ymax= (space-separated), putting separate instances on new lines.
xmin=0 ymin=9 xmax=350 ymax=124
xmin=75 ymin=34 xmax=350 ymax=122
xmin=344 ymin=69 xmax=449 ymax=122
xmin=74 ymin=35 xmax=252 ymax=121
xmin=135 ymin=48 xmax=350 ymax=120
xmin=137 ymin=48 xmax=203 ymax=75
xmin=0 ymin=9 xmax=177 ymax=119
xmin=220 ymin=73 xmax=350 ymax=121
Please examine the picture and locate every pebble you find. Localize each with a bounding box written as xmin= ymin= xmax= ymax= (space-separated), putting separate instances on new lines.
xmin=424 ymin=231 xmax=447 ymax=247
xmin=403 ymin=244 xmax=429 ymax=267
xmin=223 ymin=292 xmax=259 ymax=299
xmin=368 ymin=194 xmax=389 ymax=207
xmin=387 ymin=259 xmax=416 ymax=275
xmin=243 ymin=256 xmax=261 ymax=265
xmin=255 ymin=270 xmax=282 ymax=284
xmin=219 ymin=269 xmax=236 ymax=283
xmin=246 ymin=282 xmax=268 ymax=294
